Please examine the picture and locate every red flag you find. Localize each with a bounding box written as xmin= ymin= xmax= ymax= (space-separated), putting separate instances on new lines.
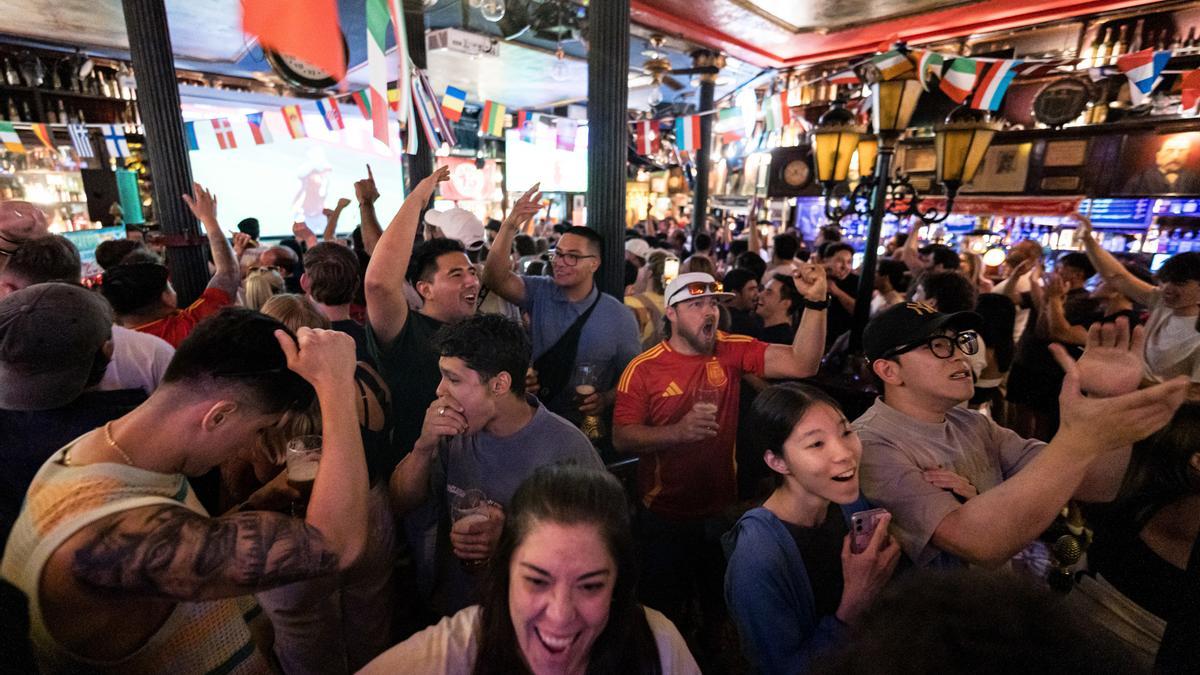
xmin=212 ymin=118 xmax=237 ymax=149
xmin=636 ymin=120 xmax=660 ymax=155
xmin=242 ymin=0 xmax=346 ymax=82
xmin=1183 ymin=70 xmax=1200 ymax=116
xmin=351 ymin=90 xmax=372 ymax=120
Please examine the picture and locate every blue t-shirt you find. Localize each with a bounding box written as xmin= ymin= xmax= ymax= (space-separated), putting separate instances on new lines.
xmin=519 ymin=276 xmax=641 ymax=416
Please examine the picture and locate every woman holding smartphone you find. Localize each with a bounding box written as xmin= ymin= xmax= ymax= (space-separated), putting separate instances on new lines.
xmin=724 ymin=383 xmax=900 ymax=673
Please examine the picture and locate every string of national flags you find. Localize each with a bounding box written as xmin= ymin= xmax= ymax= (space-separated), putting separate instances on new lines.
xmin=0 ymin=119 xmax=131 ymax=159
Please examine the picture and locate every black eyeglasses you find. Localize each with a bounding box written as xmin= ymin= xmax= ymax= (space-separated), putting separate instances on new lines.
xmin=885 ymin=331 xmax=979 ymax=360
xmin=549 ymin=250 xmax=598 ymax=267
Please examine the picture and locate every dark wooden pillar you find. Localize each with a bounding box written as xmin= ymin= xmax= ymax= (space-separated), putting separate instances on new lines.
xmin=122 ymin=0 xmax=206 ymax=305
xmin=691 ymin=50 xmax=723 ymax=234
xmin=586 ymin=0 xmax=629 ymax=298
xmin=403 ymin=0 xmax=433 ymax=193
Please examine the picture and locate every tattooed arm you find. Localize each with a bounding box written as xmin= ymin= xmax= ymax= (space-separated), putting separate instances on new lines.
xmin=69 ymin=505 xmax=339 ymax=601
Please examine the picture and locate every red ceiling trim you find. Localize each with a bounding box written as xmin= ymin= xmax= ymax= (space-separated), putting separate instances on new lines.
xmin=632 ymin=0 xmax=1165 ymax=69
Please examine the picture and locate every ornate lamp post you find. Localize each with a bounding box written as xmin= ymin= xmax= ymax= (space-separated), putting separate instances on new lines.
xmin=813 ymin=47 xmax=1000 ymax=352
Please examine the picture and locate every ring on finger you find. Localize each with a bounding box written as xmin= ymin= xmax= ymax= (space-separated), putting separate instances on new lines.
xmin=438 ymin=406 xmax=446 ymax=416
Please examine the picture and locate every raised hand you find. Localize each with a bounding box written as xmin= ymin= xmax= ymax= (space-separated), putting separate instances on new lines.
xmin=502 ymin=184 xmax=543 ymax=231
xmin=1061 ymin=317 xmax=1145 ymax=398
xmin=231 ymin=231 xmax=253 ymax=258
xmin=355 ymin=164 xmax=380 ymax=205
xmin=1044 ymin=275 xmax=1067 ymax=303
xmin=1073 ymin=213 xmax=1094 ymax=241
xmin=182 ymin=182 xmax=218 ymax=226
xmin=417 ymin=165 xmax=451 ymax=196
xmin=274 ymin=327 xmax=357 ymax=393
xmin=292 ymin=221 xmax=318 ymax=249
xmin=792 ymin=262 xmax=828 ymax=301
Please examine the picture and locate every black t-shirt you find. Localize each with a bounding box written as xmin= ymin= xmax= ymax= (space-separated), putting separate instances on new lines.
xmin=825 ymin=273 xmax=860 ymax=349
xmin=331 ymin=318 xmax=373 ymax=366
xmin=783 ymin=502 xmax=847 ymax=619
xmin=367 ymin=311 xmax=446 ymax=478
xmin=728 ymin=307 xmax=763 ymax=338
xmin=757 ymin=321 xmax=794 ymax=345
xmin=1007 ymin=288 xmax=1101 ymax=409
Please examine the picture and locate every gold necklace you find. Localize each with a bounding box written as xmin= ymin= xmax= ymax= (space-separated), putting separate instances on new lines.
xmin=103 ymin=420 xmax=137 ymax=467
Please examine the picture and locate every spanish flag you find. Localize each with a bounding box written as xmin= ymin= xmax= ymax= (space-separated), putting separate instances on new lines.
xmin=282 ymin=105 xmax=308 ymax=139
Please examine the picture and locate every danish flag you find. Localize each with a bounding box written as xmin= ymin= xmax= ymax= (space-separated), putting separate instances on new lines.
xmin=212 ymin=118 xmax=237 ymax=150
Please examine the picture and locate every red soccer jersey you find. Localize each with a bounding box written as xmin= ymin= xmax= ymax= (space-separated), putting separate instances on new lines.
xmin=133 ymin=287 xmax=232 ymax=348
xmin=614 ymin=332 xmax=768 ymax=519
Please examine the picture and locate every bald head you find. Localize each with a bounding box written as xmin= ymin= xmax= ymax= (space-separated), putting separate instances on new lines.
xmin=259 ymin=246 xmax=300 ymax=277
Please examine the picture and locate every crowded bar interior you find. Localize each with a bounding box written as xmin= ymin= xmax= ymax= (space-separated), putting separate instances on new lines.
xmin=1 ymin=0 xmax=1199 ymax=673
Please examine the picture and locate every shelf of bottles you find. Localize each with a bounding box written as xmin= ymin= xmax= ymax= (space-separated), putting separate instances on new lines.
xmin=0 ymin=48 xmax=140 ymax=127
xmin=0 ymin=150 xmax=92 ymax=232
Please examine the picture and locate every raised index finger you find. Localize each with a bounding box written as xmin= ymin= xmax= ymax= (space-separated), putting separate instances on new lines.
xmin=366 ymin=163 xmax=374 ymax=181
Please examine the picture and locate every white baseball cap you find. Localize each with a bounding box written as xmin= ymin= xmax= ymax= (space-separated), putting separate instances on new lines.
xmin=425 ymin=208 xmax=484 ymax=250
xmin=625 ymin=238 xmax=651 ymax=260
xmin=664 ymin=272 xmax=735 ymax=307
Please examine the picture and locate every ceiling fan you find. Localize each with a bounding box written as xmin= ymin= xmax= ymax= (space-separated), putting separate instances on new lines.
xmin=637 ymin=34 xmax=721 ymax=92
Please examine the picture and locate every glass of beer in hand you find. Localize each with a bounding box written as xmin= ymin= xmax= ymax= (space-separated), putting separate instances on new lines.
xmin=285 ymin=435 xmax=322 ymax=516
xmin=572 ymin=363 xmax=602 ymax=441
xmin=693 ymin=386 xmax=720 ymax=417
xmin=452 ymin=488 xmax=491 ymax=570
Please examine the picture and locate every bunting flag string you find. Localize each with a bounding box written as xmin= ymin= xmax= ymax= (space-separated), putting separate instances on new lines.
xmin=0 ymin=121 xmax=26 ymax=154
xmin=316 ymin=98 xmax=345 ymax=131
xmin=100 ymin=124 xmax=129 ymax=158
xmin=762 ymin=93 xmax=790 ymax=132
xmin=480 ymin=100 xmax=506 ymax=137
xmin=211 ymin=118 xmax=237 ymax=150
xmin=366 ymin=0 xmax=391 ymax=146
xmin=1117 ymin=49 xmax=1173 ymax=106
xmin=246 ymin=112 xmax=273 ymax=145
xmin=916 ymin=50 xmax=945 ymax=91
xmin=716 ymin=107 xmax=745 ymax=143
xmin=674 ymin=114 xmax=702 ymax=151
xmin=282 ymin=105 xmax=308 ymax=139
xmin=940 ymin=57 xmax=985 ymax=104
xmin=351 ymin=90 xmax=372 ymax=120
xmin=635 ymin=120 xmax=660 ymax=155
xmin=68 ymin=123 xmax=93 ymax=158
xmin=970 ymin=59 xmax=1023 ymax=111
xmin=183 ymin=121 xmax=199 ymax=151
xmin=442 ymin=86 xmax=467 ymax=122
xmin=30 ymin=123 xmax=54 ymax=150
xmin=1182 ymin=69 xmax=1200 ymax=117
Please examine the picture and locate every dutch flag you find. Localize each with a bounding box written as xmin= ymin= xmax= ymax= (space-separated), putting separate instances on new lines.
xmin=1117 ymin=49 xmax=1173 ymax=106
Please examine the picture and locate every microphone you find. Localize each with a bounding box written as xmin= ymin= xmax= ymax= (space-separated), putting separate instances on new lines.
xmin=1048 ymin=534 xmax=1082 ymax=593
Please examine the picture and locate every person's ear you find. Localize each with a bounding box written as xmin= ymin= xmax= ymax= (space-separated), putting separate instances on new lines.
xmin=872 ymin=358 xmax=904 ymax=386
xmin=763 ymin=449 xmax=789 ymax=476
xmin=415 ymin=279 xmax=434 ymax=301
xmin=300 ymin=272 xmax=312 ymax=294
xmin=491 ymin=371 xmax=512 ymax=396
xmin=102 ymin=340 xmax=115 ymax=360
xmin=1189 ymin=452 xmax=1200 ymax=475
xmin=201 ymin=401 xmax=239 ymax=432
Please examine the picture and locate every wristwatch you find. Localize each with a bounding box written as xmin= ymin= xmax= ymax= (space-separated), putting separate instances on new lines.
xmin=802 ymin=295 xmax=831 ymax=311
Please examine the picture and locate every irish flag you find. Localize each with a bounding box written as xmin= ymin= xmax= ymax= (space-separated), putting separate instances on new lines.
xmin=970 ymin=60 xmax=1022 ymax=111
xmin=870 ymin=50 xmax=914 ymax=81
xmin=940 ymin=58 xmax=984 ymax=104
xmin=0 ymin=122 xmax=24 ymax=154
xmin=674 ymin=114 xmax=701 ymax=151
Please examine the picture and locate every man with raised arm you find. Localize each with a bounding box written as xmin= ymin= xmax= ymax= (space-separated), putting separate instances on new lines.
xmin=1 ymin=308 xmax=368 ymax=673
xmin=855 ymin=301 xmax=1188 ymax=569
xmin=482 ymin=186 xmax=641 ymax=421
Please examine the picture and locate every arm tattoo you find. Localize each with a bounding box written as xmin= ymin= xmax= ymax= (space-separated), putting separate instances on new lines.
xmin=71 ymin=506 xmax=339 ymax=600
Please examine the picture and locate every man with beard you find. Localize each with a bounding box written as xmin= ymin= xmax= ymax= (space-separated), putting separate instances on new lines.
xmin=612 ymin=268 xmax=827 ymax=666
xmin=1122 ymin=135 xmax=1200 ymax=194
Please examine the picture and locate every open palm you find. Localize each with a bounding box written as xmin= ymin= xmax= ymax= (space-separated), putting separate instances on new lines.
xmin=1059 ymin=317 xmax=1145 ymax=398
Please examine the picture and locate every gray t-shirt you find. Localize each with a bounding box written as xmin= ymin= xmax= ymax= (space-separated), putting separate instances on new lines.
xmin=411 ymin=395 xmax=603 ymax=615
xmin=519 ymin=275 xmax=642 ymax=415
xmin=853 ymin=398 xmax=1043 ymax=568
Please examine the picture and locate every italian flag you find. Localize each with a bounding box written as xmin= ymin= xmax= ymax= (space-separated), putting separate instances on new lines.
xmin=366 ymin=0 xmax=391 ymax=146
xmin=940 ymin=58 xmax=984 ymax=104
xmin=762 ymin=94 xmax=790 ymax=132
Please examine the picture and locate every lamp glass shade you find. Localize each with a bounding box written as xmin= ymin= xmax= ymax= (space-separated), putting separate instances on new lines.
xmin=814 ymin=124 xmax=863 ymax=183
xmin=871 ymin=78 xmax=923 ymax=133
xmin=935 ymin=118 xmax=1000 ymax=185
xmin=856 ymin=136 xmax=879 ymax=178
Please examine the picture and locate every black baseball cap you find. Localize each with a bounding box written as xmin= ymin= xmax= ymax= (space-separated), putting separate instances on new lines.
xmin=864 ymin=301 xmax=982 ymax=362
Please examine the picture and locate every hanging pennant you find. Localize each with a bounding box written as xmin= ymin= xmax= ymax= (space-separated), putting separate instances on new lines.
xmin=762 ymin=94 xmax=791 ymax=132
xmin=441 ymin=86 xmax=467 ymax=122
xmin=1117 ymin=49 xmax=1173 ymax=106
xmin=68 ymin=123 xmax=93 ymax=158
xmin=716 ymin=107 xmax=745 ymax=144
xmin=366 ymin=0 xmax=391 ymax=146
xmin=387 ymin=0 xmax=411 ymax=126
xmin=351 ymin=89 xmax=372 ymax=120
xmin=212 ymin=118 xmax=237 ymax=150
xmin=635 ymin=120 xmax=660 ymax=155
xmin=828 ymin=70 xmax=861 ymax=86
xmin=183 ymin=121 xmax=199 ymax=151
xmin=30 ymin=123 xmax=54 ymax=150
xmin=915 ymin=50 xmax=945 ymax=91
xmin=0 ymin=121 xmax=25 ymax=154
xmin=1009 ymin=59 xmax=1077 ymax=78
xmin=282 ymin=105 xmax=308 ymax=139
xmin=970 ymin=60 xmax=1023 ymax=111
xmin=100 ymin=124 xmax=129 ymax=158
xmin=868 ymin=50 xmax=915 ymax=81
xmin=674 ymin=114 xmax=702 ymax=152
xmin=316 ymin=98 xmax=345 ymax=130
xmin=247 ymin=112 xmax=273 ymax=145
xmin=1181 ymin=70 xmax=1200 ymax=117
xmin=481 ymin=101 xmax=507 ymax=137
xmin=940 ymin=58 xmax=985 ymax=104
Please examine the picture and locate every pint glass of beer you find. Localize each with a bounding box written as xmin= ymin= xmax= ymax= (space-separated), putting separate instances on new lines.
xmin=285 ymin=435 xmax=322 ymax=516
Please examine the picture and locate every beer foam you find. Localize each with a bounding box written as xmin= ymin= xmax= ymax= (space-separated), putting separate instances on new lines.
xmin=289 ymin=461 xmax=319 ymax=482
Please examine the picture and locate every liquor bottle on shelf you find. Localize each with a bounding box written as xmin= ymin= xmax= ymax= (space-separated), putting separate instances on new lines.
xmin=1094 ymin=27 xmax=1113 ymax=67
xmin=1111 ymin=24 xmax=1130 ymax=63
xmin=46 ymin=105 xmax=56 ymax=124
xmin=19 ymin=100 xmax=31 ymax=122
xmin=1185 ymin=27 xmax=1197 ymax=52
xmin=3 ymin=57 xmax=18 ymax=86
xmin=1130 ymin=19 xmax=1145 ymax=53
xmin=55 ymin=99 xmax=67 ymax=122
xmin=1080 ymin=28 xmax=1102 ymax=68
xmin=5 ymin=98 xmax=18 ymax=121
xmin=1169 ymin=30 xmax=1182 ymax=52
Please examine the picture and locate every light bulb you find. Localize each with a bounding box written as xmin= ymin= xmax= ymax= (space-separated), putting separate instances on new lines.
xmin=551 ymin=48 xmax=568 ymax=82
xmin=468 ymin=0 xmax=482 ymax=7
xmin=647 ymin=86 xmax=663 ymax=107
xmin=481 ymin=0 xmax=505 ymax=22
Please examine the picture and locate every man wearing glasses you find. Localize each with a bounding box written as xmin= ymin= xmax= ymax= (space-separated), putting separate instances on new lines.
xmin=483 ymin=187 xmax=641 ymax=422
xmin=855 ymin=302 xmax=1189 ymax=569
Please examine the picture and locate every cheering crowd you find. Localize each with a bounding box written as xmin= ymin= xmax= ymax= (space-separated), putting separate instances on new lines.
xmin=0 ymin=166 xmax=1198 ymax=674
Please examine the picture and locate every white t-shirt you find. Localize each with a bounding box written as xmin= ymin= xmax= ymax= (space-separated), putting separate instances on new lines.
xmin=359 ymin=604 xmax=699 ymax=674
xmin=97 ymin=325 xmax=174 ymax=394
xmin=1142 ymin=290 xmax=1200 ymax=383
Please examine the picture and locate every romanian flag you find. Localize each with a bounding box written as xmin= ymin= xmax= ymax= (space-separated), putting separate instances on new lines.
xmin=31 ymin=123 xmax=54 ymax=150
xmin=635 ymin=120 xmax=660 ymax=155
xmin=674 ymin=114 xmax=702 ymax=151
xmin=970 ymin=60 xmax=1022 ymax=111
xmin=480 ymin=100 xmax=506 ymax=137
xmin=351 ymin=90 xmax=372 ymax=120
xmin=246 ymin=112 xmax=273 ymax=144
xmin=940 ymin=58 xmax=984 ymax=104
xmin=0 ymin=122 xmax=25 ymax=154
xmin=242 ymin=0 xmax=346 ymax=81
xmin=870 ymin=50 xmax=914 ymax=81
xmin=441 ymin=86 xmax=467 ymax=122
xmin=282 ymin=105 xmax=308 ymax=139
xmin=762 ymin=94 xmax=790 ymax=132
xmin=316 ymin=98 xmax=344 ymax=130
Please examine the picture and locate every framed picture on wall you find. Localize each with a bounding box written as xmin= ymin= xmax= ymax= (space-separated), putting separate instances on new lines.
xmin=1116 ymin=132 xmax=1200 ymax=196
xmin=961 ymin=143 xmax=1032 ymax=194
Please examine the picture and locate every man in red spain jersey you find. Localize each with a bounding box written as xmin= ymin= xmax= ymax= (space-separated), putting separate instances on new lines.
xmin=612 ymin=267 xmax=827 ymax=665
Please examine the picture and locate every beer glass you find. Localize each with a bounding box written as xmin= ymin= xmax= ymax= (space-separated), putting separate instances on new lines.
xmin=285 ymin=435 xmax=322 ymax=516
xmin=693 ymin=385 xmax=721 ymax=417
xmin=452 ymin=488 xmax=491 ymax=569
xmin=572 ymin=363 xmax=603 ymax=441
